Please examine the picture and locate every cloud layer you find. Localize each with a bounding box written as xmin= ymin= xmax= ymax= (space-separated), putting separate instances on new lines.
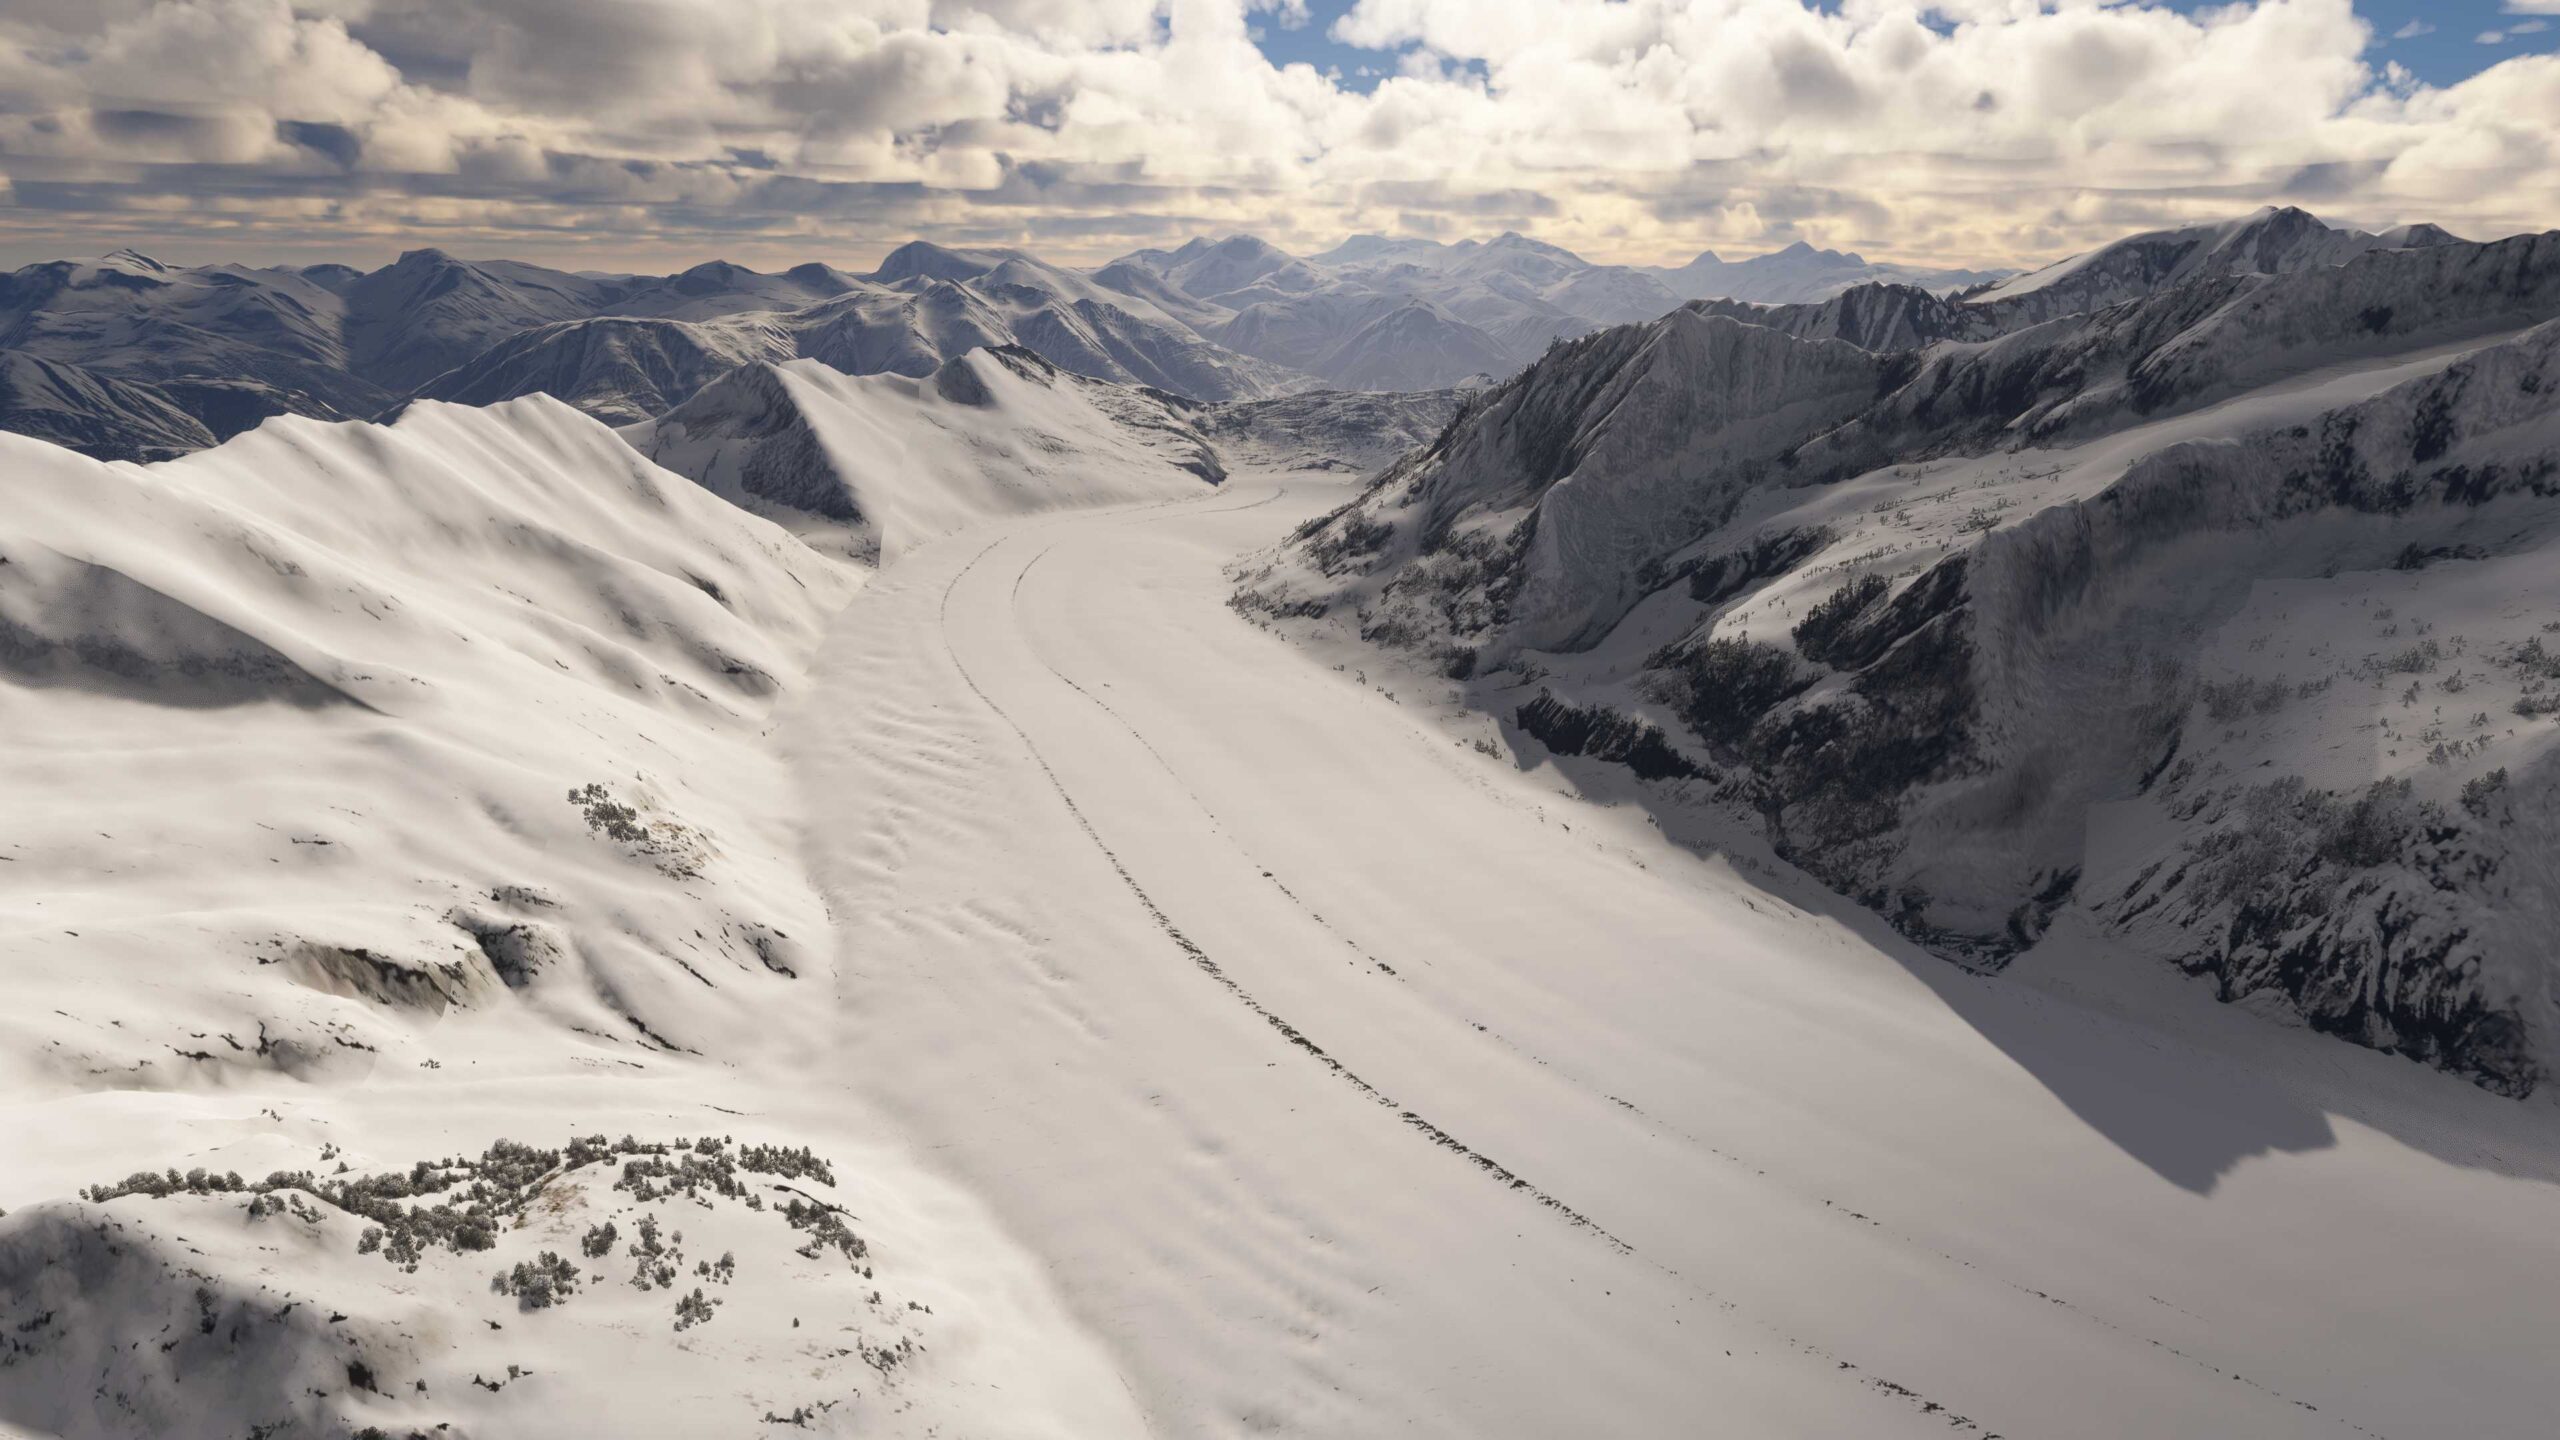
xmin=1 ymin=0 xmax=2556 ymax=271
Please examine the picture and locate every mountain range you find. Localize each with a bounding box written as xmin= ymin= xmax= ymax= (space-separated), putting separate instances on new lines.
xmin=0 ymin=230 xmax=2005 ymax=463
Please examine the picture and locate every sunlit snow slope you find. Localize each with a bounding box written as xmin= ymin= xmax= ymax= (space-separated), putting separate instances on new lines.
xmin=0 ymin=399 xmax=1142 ymax=1439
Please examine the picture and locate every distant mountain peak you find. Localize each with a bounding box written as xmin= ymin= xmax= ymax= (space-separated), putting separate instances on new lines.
xmin=870 ymin=239 xmax=1005 ymax=284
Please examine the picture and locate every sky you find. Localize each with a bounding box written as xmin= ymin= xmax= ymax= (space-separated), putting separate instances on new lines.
xmin=1 ymin=0 xmax=2557 ymax=275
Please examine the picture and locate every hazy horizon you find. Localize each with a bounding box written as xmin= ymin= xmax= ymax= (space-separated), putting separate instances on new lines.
xmin=5 ymin=204 xmax=2538 ymax=281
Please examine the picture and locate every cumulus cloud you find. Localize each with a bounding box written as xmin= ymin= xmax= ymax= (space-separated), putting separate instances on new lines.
xmin=0 ymin=0 xmax=2555 ymax=273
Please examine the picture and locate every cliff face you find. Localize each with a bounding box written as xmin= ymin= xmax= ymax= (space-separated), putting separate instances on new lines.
xmin=1242 ymin=232 xmax=2560 ymax=1096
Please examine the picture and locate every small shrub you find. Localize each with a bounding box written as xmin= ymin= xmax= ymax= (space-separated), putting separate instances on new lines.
xmin=2461 ymin=768 xmax=2511 ymax=818
xmin=1793 ymin=574 xmax=1888 ymax=666
xmin=491 ymin=1251 xmax=579 ymax=1310
xmin=674 ymin=1287 xmax=716 ymax=1331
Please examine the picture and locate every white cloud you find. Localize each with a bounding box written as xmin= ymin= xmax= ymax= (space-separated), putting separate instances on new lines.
xmin=2480 ymin=30 xmax=2508 ymax=44
xmin=0 ymin=0 xmax=2555 ymax=272
xmin=2394 ymin=20 xmax=2434 ymax=40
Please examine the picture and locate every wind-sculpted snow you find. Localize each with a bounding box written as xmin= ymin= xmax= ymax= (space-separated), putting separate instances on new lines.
xmin=1247 ymin=225 xmax=2560 ymax=1095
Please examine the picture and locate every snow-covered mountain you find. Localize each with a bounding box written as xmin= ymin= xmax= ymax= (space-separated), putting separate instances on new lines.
xmin=0 ymin=352 xmax=216 ymax=462
xmin=0 ymin=249 xmax=389 ymax=423
xmin=1961 ymin=207 xmax=2465 ymax=321
xmin=1688 ymin=207 xmax=2485 ymax=356
xmin=1242 ymin=219 xmax=2560 ymax=1096
xmin=1099 ymin=229 xmax=2009 ymax=394
xmin=0 ymin=243 xmax=1305 ymax=458
xmin=0 ymin=228 xmax=2011 ymax=457
xmin=395 ymin=241 xmax=1313 ymax=422
xmin=415 ymin=273 xmax=1301 ymax=426
xmin=1650 ymin=239 xmax=2010 ymax=304
xmin=394 ymin=314 xmax=793 ymax=426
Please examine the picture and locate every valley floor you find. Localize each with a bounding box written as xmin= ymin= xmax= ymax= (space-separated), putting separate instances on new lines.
xmin=785 ymin=467 xmax=2560 ymax=1439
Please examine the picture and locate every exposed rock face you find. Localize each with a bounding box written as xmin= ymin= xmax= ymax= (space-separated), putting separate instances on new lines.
xmin=1243 ymin=225 xmax=2560 ymax=1096
xmin=1690 ymin=284 xmax=1976 ymax=353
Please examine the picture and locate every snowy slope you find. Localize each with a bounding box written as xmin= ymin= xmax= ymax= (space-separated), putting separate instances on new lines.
xmin=1247 ymin=224 xmax=2560 ymax=1094
xmin=623 ymin=347 xmax=1225 ymax=562
xmin=0 ymin=399 xmax=1146 ymax=1438
xmin=1308 ymin=299 xmax=1518 ymax=392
